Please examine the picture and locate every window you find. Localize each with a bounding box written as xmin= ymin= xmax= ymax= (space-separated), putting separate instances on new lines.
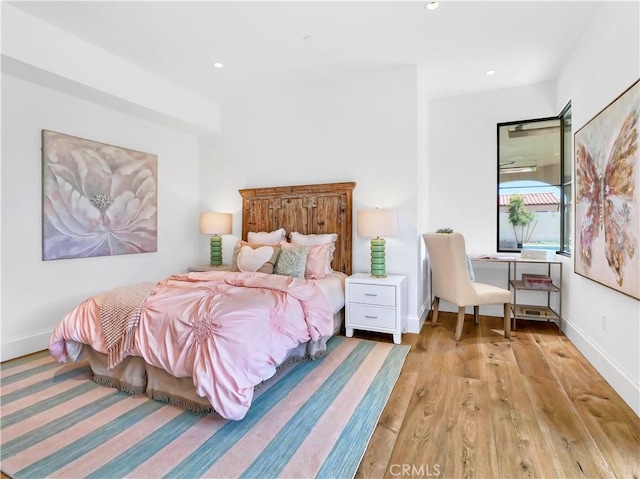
xmin=497 ymin=103 xmax=572 ymax=254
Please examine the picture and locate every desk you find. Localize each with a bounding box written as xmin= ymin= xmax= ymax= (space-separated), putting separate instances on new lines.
xmin=469 ymin=256 xmax=562 ymax=331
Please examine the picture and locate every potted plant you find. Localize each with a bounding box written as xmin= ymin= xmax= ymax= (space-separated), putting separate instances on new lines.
xmin=507 ymin=194 xmax=537 ymax=248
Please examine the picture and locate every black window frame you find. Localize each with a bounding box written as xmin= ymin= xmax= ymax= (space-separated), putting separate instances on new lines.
xmin=496 ymin=103 xmax=572 ymax=256
xmin=559 ymin=101 xmax=572 ymax=257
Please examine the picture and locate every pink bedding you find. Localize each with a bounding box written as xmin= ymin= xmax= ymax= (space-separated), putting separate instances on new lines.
xmin=49 ymin=271 xmax=334 ymax=420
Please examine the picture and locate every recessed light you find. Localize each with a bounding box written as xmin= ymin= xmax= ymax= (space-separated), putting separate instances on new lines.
xmin=303 ymin=36 xmax=313 ymax=43
xmin=213 ymin=62 xmax=224 ymax=69
xmin=425 ymin=2 xmax=439 ymax=10
xmin=485 ymin=70 xmax=496 ymax=76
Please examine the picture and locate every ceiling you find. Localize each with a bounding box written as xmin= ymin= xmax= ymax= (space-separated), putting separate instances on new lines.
xmin=9 ymin=1 xmax=602 ymax=104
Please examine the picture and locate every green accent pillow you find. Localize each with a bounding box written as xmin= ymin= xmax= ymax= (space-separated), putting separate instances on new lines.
xmin=274 ymin=246 xmax=308 ymax=278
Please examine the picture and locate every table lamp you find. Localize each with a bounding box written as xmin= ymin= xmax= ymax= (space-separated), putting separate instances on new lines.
xmin=357 ymin=208 xmax=399 ymax=278
xmin=200 ymin=212 xmax=232 ymax=265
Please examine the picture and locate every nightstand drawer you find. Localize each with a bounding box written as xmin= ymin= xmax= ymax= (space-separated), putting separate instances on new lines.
xmin=348 ymin=304 xmax=396 ymax=329
xmin=348 ymin=283 xmax=395 ymax=307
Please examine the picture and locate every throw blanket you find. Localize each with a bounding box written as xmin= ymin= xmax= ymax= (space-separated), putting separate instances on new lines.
xmin=99 ymin=281 xmax=158 ymax=369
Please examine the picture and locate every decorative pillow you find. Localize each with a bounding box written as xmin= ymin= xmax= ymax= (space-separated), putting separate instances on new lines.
xmin=230 ymin=241 xmax=281 ymax=274
xmin=280 ymin=241 xmax=334 ymax=278
xmin=274 ymin=246 xmax=308 ymax=278
xmin=289 ymin=232 xmax=337 ymax=274
xmin=237 ymin=246 xmax=275 ymax=273
xmin=247 ymin=228 xmax=286 ymax=245
xmin=465 ymin=254 xmax=475 ymax=282
xmin=289 ymin=231 xmax=338 ymax=246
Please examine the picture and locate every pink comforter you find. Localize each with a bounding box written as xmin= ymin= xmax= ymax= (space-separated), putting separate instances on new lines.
xmin=49 ymin=271 xmax=334 ymax=420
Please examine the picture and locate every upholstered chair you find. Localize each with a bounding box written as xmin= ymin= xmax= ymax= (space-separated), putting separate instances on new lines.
xmin=422 ymin=233 xmax=511 ymax=341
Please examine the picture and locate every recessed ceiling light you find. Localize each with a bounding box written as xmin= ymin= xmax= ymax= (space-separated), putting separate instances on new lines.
xmin=303 ymin=36 xmax=313 ymax=43
xmin=425 ymin=2 xmax=439 ymax=10
xmin=485 ymin=70 xmax=496 ymax=76
xmin=213 ymin=62 xmax=224 ymax=69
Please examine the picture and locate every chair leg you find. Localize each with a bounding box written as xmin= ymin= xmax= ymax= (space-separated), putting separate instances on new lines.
xmin=504 ymin=303 xmax=511 ymax=339
xmin=455 ymin=306 xmax=465 ymax=341
xmin=431 ymin=297 xmax=440 ymax=326
xmin=474 ymin=305 xmax=479 ymax=324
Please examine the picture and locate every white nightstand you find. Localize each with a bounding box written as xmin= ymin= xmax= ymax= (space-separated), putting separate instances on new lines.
xmin=187 ymin=264 xmax=230 ymax=272
xmin=345 ymin=273 xmax=407 ymax=344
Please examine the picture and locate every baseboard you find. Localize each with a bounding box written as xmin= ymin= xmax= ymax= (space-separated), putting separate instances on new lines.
xmin=406 ymin=300 xmax=429 ymax=334
xmin=1 ymin=330 xmax=51 ymax=361
xmin=562 ymin=316 xmax=640 ymax=416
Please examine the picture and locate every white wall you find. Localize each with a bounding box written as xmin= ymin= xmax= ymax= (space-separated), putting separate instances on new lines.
xmin=429 ymin=81 xmax=557 ymax=252
xmin=201 ymin=66 xmax=426 ymax=332
xmin=555 ymin=1 xmax=640 ymax=415
xmin=416 ymin=66 xmax=432 ymax=325
xmin=1 ymin=74 xmax=202 ymax=360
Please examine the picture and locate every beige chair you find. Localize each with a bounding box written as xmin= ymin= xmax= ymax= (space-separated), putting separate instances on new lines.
xmin=423 ymin=233 xmax=511 ymax=341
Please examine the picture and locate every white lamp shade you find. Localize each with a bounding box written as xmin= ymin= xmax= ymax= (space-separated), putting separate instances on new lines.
xmin=357 ymin=209 xmax=399 ymax=238
xmin=200 ymin=212 xmax=232 ymax=235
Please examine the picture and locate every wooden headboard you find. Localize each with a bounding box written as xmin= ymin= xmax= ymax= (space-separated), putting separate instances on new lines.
xmin=239 ymin=182 xmax=356 ymax=275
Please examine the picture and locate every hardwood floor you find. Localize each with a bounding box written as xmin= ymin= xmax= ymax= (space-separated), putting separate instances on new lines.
xmin=356 ymin=312 xmax=640 ymax=479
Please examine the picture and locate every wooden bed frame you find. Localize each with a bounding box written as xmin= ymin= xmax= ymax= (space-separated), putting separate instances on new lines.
xmin=239 ymin=182 xmax=356 ymax=275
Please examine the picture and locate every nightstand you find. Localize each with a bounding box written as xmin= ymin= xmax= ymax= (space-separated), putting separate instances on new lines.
xmin=345 ymin=273 xmax=407 ymax=344
xmin=187 ymin=264 xmax=230 ymax=272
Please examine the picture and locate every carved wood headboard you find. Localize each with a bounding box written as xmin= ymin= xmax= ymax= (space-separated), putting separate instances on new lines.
xmin=239 ymin=182 xmax=356 ymax=275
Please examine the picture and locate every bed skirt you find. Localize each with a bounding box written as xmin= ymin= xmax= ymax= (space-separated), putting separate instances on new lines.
xmin=82 ymin=310 xmax=344 ymax=414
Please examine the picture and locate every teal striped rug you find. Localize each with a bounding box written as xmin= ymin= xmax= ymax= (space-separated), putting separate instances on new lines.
xmin=1 ymin=337 xmax=409 ymax=479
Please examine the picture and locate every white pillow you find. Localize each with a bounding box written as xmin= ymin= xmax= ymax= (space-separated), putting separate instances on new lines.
xmin=247 ymin=228 xmax=286 ymax=244
xmin=237 ymin=245 xmax=275 ymax=273
xmin=289 ymin=231 xmax=338 ymax=246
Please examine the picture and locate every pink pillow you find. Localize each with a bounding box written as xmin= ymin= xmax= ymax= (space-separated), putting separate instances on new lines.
xmin=280 ymin=241 xmax=334 ymax=279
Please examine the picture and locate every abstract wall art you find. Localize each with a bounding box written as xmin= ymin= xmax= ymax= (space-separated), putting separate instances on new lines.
xmin=42 ymin=130 xmax=158 ymax=260
xmin=574 ymin=79 xmax=639 ymax=300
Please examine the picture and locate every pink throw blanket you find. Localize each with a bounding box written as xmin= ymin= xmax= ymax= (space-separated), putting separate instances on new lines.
xmin=49 ymin=271 xmax=334 ymax=420
xmin=100 ymin=281 xmax=158 ymax=369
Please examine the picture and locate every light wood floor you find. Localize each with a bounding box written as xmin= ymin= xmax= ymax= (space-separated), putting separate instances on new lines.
xmin=356 ymin=312 xmax=640 ymax=479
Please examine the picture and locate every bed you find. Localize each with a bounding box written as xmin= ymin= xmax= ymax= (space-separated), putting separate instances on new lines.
xmin=48 ymin=182 xmax=356 ymax=420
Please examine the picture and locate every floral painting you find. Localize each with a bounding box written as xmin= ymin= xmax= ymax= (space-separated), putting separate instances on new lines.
xmin=42 ymin=130 xmax=157 ymax=260
xmin=574 ymin=79 xmax=639 ymax=300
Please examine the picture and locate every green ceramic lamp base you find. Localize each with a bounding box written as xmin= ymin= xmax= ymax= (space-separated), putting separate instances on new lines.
xmin=370 ymin=237 xmax=387 ymax=278
xmin=210 ymin=235 xmax=223 ymax=266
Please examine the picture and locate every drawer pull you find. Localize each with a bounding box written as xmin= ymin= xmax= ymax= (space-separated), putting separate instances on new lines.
xmin=365 ymin=293 xmax=378 ymax=297
xmin=365 ymin=315 xmax=378 ymax=319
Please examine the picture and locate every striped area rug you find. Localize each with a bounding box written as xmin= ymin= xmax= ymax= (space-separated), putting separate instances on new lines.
xmin=1 ymin=336 xmax=409 ymax=479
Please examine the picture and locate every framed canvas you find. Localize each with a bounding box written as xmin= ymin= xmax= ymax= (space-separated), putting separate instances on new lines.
xmin=42 ymin=130 xmax=158 ymax=260
xmin=574 ymin=79 xmax=639 ymax=300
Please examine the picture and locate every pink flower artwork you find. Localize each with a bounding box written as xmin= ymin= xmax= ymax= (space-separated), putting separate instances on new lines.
xmin=42 ymin=130 xmax=158 ymax=260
